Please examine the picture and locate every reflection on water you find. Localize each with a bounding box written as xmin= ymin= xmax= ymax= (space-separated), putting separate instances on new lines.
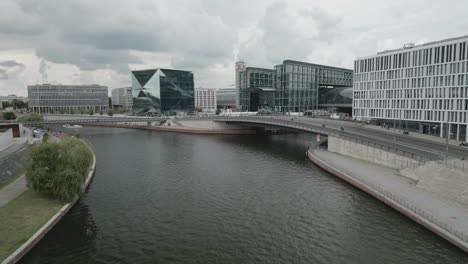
xmin=21 ymin=127 xmax=468 ymax=264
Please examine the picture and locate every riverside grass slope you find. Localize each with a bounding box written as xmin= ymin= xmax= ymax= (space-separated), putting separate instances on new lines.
xmin=0 ymin=137 xmax=95 ymax=262
xmin=0 ymin=190 xmax=64 ymax=261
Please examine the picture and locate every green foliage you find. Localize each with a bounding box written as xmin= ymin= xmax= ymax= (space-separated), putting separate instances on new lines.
xmin=2 ymin=111 xmax=16 ymax=120
xmin=11 ymin=99 xmax=27 ymax=109
xmin=19 ymin=112 xmax=43 ymax=122
xmin=99 ymin=110 xmax=103 ymax=115
xmin=215 ymin=108 xmax=221 ymax=115
xmin=107 ymin=109 xmax=113 ymax=116
xmin=26 ymin=137 xmax=93 ymax=203
xmin=89 ymin=109 xmax=94 ymax=115
xmin=2 ymin=101 xmax=12 ymax=109
xmin=43 ymin=133 xmax=48 ymax=143
xmin=75 ymin=133 xmax=81 ymax=139
xmin=195 ymin=106 xmax=203 ymax=112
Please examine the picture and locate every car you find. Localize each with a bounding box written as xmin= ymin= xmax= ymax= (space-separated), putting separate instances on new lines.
xmin=460 ymin=142 xmax=468 ymax=147
xmin=403 ymin=131 xmax=409 ymax=135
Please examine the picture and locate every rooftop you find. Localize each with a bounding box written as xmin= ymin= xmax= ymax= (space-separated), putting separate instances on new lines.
xmin=377 ymin=35 xmax=468 ymax=55
xmin=278 ymin=60 xmax=353 ymax=72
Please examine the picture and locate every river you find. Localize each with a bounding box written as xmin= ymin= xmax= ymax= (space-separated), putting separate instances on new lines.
xmin=21 ymin=127 xmax=468 ymax=263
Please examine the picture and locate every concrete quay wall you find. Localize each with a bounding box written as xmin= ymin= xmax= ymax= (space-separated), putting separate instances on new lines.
xmin=328 ymin=136 xmax=422 ymax=170
xmin=307 ymin=150 xmax=468 ymax=253
xmin=84 ymin=123 xmax=257 ymax=135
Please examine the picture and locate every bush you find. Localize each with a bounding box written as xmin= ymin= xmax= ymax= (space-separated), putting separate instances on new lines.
xmin=19 ymin=113 xmax=43 ymax=122
xmin=107 ymin=109 xmax=113 ymax=116
xmin=2 ymin=111 xmax=16 ymax=120
xmin=26 ymin=137 xmax=93 ymax=202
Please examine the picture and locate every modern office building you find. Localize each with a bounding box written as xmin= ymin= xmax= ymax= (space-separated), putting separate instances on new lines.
xmin=131 ymin=68 xmax=194 ymax=115
xmin=353 ymin=35 xmax=468 ymax=141
xmin=216 ymin=88 xmax=237 ymax=109
xmin=237 ymin=60 xmax=353 ymax=112
xmin=111 ymin=87 xmax=133 ymax=112
xmin=275 ymin=60 xmax=353 ymax=113
xmin=239 ymin=67 xmax=275 ymax=111
xmin=27 ymin=84 xmax=108 ymax=114
xmin=195 ymin=88 xmax=217 ymax=112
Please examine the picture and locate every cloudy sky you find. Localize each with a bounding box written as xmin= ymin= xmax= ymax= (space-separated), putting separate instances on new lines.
xmin=0 ymin=0 xmax=467 ymax=96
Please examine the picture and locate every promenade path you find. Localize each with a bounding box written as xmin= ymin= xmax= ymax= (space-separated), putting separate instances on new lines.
xmin=310 ymin=148 xmax=468 ymax=247
xmin=0 ymin=175 xmax=26 ymax=207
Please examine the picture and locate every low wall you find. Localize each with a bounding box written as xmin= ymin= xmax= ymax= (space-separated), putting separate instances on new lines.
xmin=328 ymin=136 xmax=421 ymax=170
xmin=3 ymin=143 xmax=97 ymax=264
xmin=0 ymin=129 xmax=13 ymax=152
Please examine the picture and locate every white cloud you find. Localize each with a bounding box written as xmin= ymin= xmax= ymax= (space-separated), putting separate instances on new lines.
xmin=1 ymin=0 xmax=468 ymax=95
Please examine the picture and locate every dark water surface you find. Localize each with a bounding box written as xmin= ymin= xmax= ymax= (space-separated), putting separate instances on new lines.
xmin=21 ymin=127 xmax=468 ymax=263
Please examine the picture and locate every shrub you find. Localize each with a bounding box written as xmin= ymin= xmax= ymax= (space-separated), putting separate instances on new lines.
xmin=26 ymin=137 xmax=93 ymax=202
xmin=19 ymin=113 xmax=43 ymax=122
xmin=2 ymin=111 xmax=16 ymax=120
xmin=107 ymin=109 xmax=113 ymax=116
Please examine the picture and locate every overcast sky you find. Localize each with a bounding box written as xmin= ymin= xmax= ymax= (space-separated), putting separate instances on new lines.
xmin=1 ymin=0 xmax=467 ymax=96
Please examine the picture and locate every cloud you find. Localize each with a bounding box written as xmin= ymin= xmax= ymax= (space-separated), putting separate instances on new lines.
xmin=0 ymin=60 xmax=26 ymax=80
xmin=0 ymin=69 xmax=7 ymax=80
xmin=0 ymin=60 xmax=25 ymax=68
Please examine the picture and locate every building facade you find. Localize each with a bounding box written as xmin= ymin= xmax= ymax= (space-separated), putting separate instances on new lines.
xmin=216 ymin=88 xmax=237 ymax=109
xmin=353 ymin=35 xmax=468 ymax=141
xmin=27 ymin=84 xmax=108 ymax=114
xmin=235 ymin=61 xmax=246 ymax=109
xmin=131 ymin=68 xmax=194 ymax=114
xmin=111 ymin=87 xmax=133 ymax=112
xmin=239 ymin=67 xmax=275 ymax=111
xmin=195 ymin=88 xmax=217 ymax=112
xmin=275 ymin=60 xmax=353 ymax=113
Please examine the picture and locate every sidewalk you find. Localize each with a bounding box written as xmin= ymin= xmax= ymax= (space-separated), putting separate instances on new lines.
xmin=0 ymin=175 xmax=27 ymax=207
xmin=364 ymin=124 xmax=465 ymax=147
xmin=309 ymin=148 xmax=468 ymax=250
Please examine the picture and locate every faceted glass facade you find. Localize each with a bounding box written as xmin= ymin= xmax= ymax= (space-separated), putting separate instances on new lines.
xmin=239 ymin=67 xmax=275 ymax=111
xmin=131 ymin=68 xmax=194 ymax=114
xmin=318 ymin=87 xmax=353 ymax=105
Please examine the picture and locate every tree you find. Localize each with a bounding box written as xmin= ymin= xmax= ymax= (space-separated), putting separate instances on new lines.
xmin=108 ymin=97 xmax=112 ymax=108
xmin=19 ymin=113 xmax=43 ymax=122
xmin=215 ymin=108 xmax=221 ymax=115
xmin=2 ymin=101 xmax=12 ymax=109
xmin=89 ymin=109 xmax=94 ymax=115
xmin=195 ymin=106 xmax=203 ymax=112
xmin=11 ymin=99 xmax=27 ymax=109
xmin=107 ymin=109 xmax=113 ymax=116
xmin=26 ymin=137 xmax=93 ymax=202
xmin=2 ymin=111 xmax=16 ymax=120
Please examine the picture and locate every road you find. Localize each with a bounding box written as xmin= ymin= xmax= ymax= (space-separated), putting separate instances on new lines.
xmin=212 ymin=116 xmax=468 ymax=160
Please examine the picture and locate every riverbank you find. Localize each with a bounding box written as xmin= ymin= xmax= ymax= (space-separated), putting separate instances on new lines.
xmin=84 ymin=123 xmax=257 ymax=135
xmin=307 ymin=148 xmax=468 ymax=253
xmin=1 ymin=141 xmax=96 ymax=264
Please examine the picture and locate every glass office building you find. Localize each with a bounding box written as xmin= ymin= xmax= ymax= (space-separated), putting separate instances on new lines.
xmin=239 ymin=67 xmax=275 ymax=111
xmin=275 ymin=60 xmax=353 ymax=113
xmin=131 ymin=68 xmax=194 ymax=114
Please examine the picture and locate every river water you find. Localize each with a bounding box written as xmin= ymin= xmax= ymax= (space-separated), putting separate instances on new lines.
xmin=21 ymin=127 xmax=467 ymax=263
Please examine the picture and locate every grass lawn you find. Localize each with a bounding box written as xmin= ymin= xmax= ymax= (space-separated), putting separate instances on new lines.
xmin=0 ymin=189 xmax=64 ymax=261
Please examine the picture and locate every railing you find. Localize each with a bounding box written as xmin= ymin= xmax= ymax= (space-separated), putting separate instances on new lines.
xmin=310 ymin=148 xmax=468 ymax=244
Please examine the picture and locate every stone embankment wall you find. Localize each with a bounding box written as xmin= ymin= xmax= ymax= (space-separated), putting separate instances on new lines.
xmin=328 ymin=136 xmax=421 ymax=170
xmin=0 ymin=129 xmax=13 ymax=152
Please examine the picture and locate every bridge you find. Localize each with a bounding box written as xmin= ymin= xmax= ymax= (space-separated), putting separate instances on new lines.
xmin=211 ymin=116 xmax=468 ymax=160
xmin=19 ymin=115 xmax=468 ymax=160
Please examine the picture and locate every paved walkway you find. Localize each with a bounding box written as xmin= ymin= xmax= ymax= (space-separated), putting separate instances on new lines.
xmin=0 ymin=175 xmax=27 ymax=207
xmin=311 ymin=148 xmax=468 ymax=243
